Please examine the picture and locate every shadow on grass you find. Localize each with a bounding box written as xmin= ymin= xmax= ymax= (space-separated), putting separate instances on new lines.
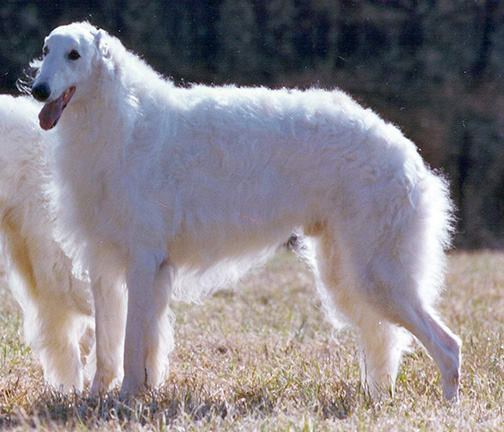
xmin=0 ymin=379 xmax=359 ymax=429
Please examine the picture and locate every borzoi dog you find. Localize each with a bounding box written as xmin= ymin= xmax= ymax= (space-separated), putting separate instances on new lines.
xmin=30 ymin=22 xmax=461 ymax=400
xmin=0 ymin=94 xmax=94 ymax=392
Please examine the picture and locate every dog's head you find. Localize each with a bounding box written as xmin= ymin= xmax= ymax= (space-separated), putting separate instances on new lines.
xmin=31 ymin=22 xmax=112 ymax=130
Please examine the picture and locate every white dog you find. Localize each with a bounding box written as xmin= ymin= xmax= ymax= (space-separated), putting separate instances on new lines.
xmin=30 ymin=22 xmax=461 ymax=400
xmin=0 ymin=94 xmax=94 ymax=392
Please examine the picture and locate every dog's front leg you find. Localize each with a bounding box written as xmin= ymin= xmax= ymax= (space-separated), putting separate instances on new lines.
xmin=120 ymin=249 xmax=171 ymax=396
xmin=145 ymin=253 xmax=175 ymax=388
xmin=90 ymin=273 xmax=127 ymax=395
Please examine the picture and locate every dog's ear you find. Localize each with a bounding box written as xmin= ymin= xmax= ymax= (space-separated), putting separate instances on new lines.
xmin=94 ymin=29 xmax=112 ymax=60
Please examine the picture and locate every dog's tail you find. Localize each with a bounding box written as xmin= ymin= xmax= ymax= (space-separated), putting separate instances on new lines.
xmin=406 ymin=165 xmax=455 ymax=309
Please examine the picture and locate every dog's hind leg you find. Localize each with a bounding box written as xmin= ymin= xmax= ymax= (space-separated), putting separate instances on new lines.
xmin=355 ymin=311 xmax=411 ymax=397
xmin=346 ymin=242 xmax=460 ymax=400
xmin=308 ymin=233 xmax=411 ymax=397
xmin=362 ymin=284 xmax=461 ymax=401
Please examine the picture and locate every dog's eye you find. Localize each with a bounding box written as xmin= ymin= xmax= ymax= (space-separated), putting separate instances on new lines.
xmin=68 ymin=50 xmax=81 ymax=61
xmin=42 ymin=46 xmax=49 ymax=57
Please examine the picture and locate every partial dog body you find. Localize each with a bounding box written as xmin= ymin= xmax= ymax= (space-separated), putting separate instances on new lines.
xmin=31 ymin=22 xmax=461 ymax=400
xmin=0 ymin=94 xmax=94 ymax=392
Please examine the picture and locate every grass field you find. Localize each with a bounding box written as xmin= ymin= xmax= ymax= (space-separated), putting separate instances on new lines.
xmin=1 ymin=249 xmax=503 ymax=431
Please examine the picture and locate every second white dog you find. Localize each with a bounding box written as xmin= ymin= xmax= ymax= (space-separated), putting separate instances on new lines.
xmin=0 ymin=94 xmax=94 ymax=392
xmin=30 ymin=22 xmax=461 ymax=400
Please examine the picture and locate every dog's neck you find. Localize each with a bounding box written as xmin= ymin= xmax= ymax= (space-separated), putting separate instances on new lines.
xmin=60 ymin=69 xmax=136 ymax=150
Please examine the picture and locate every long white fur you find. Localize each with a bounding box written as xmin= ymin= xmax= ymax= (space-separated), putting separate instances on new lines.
xmin=0 ymin=94 xmax=94 ymax=392
xmin=30 ymin=22 xmax=461 ymax=400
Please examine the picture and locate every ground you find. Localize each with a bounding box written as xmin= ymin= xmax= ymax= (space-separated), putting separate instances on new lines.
xmin=0 ymin=249 xmax=503 ymax=431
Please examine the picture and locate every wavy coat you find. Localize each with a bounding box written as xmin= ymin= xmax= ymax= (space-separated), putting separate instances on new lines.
xmin=31 ymin=22 xmax=460 ymax=400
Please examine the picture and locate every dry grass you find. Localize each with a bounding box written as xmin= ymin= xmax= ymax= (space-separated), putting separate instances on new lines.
xmin=1 ymin=249 xmax=504 ymax=430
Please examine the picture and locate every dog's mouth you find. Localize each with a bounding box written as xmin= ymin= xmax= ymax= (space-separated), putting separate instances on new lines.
xmin=38 ymin=87 xmax=76 ymax=130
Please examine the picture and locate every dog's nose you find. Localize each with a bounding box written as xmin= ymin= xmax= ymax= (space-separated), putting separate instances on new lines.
xmin=32 ymin=83 xmax=51 ymax=102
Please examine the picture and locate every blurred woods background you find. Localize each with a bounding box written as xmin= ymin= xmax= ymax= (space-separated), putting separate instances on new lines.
xmin=0 ymin=0 xmax=502 ymax=248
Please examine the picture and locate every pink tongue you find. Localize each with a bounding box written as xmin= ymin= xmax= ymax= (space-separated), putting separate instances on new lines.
xmin=39 ymin=95 xmax=65 ymax=130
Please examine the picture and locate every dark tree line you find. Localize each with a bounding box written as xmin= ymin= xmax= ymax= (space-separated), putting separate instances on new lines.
xmin=0 ymin=0 xmax=503 ymax=247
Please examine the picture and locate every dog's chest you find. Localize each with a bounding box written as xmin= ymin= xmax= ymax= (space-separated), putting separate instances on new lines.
xmin=59 ymin=145 xmax=131 ymax=232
